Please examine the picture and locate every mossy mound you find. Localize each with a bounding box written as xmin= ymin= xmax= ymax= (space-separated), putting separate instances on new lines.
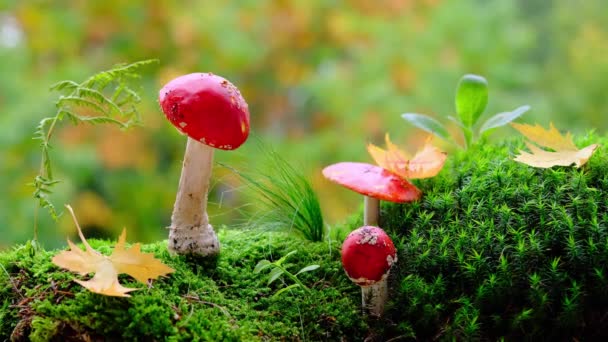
xmin=4 ymin=135 xmax=608 ymax=341
xmin=1 ymin=230 xmax=367 ymax=341
xmin=381 ymin=134 xmax=608 ymax=340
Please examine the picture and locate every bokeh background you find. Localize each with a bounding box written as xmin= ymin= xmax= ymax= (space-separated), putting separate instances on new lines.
xmin=1 ymin=0 xmax=607 ymax=249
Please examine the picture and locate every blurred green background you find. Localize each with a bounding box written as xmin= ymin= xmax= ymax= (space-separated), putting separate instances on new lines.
xmin=1 ymin=0 xmax=607 ymax=249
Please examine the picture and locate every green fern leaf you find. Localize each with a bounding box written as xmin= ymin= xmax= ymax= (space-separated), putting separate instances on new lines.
xmin=56 ymin=96 xmax=109 ymax=116
xmin=49 ymin=80 xmax=79 ymax=92
xmin=76 ymin=87 xmax=123 ymax=115
xmin=31 ymin=59 xmax=157 ymax=227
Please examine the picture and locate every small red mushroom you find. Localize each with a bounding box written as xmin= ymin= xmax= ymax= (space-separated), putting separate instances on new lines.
xmin=159 ymin=72 xmax=250 ymax=257
xmin=342 ymin=225 xmax=397 ymax=316
xmin=322 ymin=162 xmax=421 ymax=226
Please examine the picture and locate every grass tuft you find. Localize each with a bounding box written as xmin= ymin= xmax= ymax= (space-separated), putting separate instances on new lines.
xmin=224 ymin=142 xmax=325 ymax=242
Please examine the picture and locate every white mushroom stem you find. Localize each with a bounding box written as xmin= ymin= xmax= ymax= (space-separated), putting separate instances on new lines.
xmin=361 ymin=278 xmax=388 ymax=317
xmin=168 ymin=137 xmax=220 ymax=256
xmin=364 ymin=196 xmax=379 ymax=226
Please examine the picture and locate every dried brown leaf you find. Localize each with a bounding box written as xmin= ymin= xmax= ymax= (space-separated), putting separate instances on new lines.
xmin=52 ymin=205 xmax=174 ymax=297
xmin=511 ymin=123 xmax=598 ymax=168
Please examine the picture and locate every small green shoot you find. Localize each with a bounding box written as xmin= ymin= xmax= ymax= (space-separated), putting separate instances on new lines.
xmin=31 ymin=59 xmax=157 ymax=241
xmin=402 ymin=74 xmax=530 ymax=148
xmin=455 ymin=74 xmax=488 ymax=128
xmin=254 ymin=250 xmax=320 ymax=298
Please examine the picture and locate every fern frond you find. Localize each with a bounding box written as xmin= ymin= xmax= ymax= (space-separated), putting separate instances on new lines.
xmin=31 ymin=176 xmax=62 ymax=219
xmin=75 ymin=115 xmax=129 ymax=127
xmin=114 ymin=87 xmax=141 ymax=107
xmin=75 ymin=87 xmax=122 ymax=115
xmin=33 ymin=118 xmax=52 ymax=141
xmin=49 ymin=80 xmax=79 ymax=92
xmin=56 ymin=96 xmax=110 ymax=116
xmin=31 ymin=59 xmax=157 ymax=227
xmin=82 ymin=59 xmax=157 ymax=90
xmin=41 ymin=146 xmax=53 ymax=179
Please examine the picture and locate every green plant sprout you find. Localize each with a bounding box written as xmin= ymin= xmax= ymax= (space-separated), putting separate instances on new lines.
xmin=224 ymin=142 xmax=325 ymax=242
xmin=254 ymin=250 xmax=320 ymax=298
xmin=31 ymin=59 xmax=157 ymax=242
xmin=402 ymin=74 xmax=530 ymax=148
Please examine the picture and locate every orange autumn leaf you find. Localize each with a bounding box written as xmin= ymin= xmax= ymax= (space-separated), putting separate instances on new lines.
xmin=367 ymin=134 xmax=447 ymax=179
xmin=511 ymin=122 xmax=599 ymax=168
xmin=52 ymin=205 xmax=175 ymax=297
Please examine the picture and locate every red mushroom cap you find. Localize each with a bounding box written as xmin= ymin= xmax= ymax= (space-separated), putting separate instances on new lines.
xmin=159 ymin=73 xmax=250 ymax=150
xmin=341 ymin=226 xmax=397 ymax=286
xmin=322 ymin=162 xmax=421 ymax=202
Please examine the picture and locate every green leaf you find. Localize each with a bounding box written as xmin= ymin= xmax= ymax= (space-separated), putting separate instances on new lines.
xmin=76 ymin=116 xmax=128 ymax=127
xmin=267 ymin=267 xmax=284 ymax=285
xmin=272 ymin=284 xmax=301 ymax=298
xmin=56 ymin=96 xmax=108 ymax=116
xmin=275 ymin=250 xmax=297 ymax=267
xmin=447 ymin=115 xmax=466 ymax=129
xmin=455 ymin=74 xmax=488 ymax=127
xmin=76 ymin=87 xmax=123 ymax=115
xmin=114 ymin=87 xmax=141 ymax=106
xmin=49 ymin=80 xmax=79 ymax=93
xmin=253 ymin=260 xmax=271 ymax=274
xmin=82 ymin=59 xmax=158 ymax=90
xmin=401 ymin=113 xmax=450 ymax=141
xmin=295 ymin=265 xmax=320 ymax=275
xmin=479 ymin=105 xmax=530 ymax=134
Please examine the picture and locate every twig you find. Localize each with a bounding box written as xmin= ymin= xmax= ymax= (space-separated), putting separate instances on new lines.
xmin=0 ymin=262 xmax=24 ymax=299
xmin=183 ymin=294 xmax=232 ymax=318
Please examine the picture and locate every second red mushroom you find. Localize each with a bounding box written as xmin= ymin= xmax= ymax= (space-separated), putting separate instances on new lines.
xmin=341 ymin=225 xmax=397 ymax=317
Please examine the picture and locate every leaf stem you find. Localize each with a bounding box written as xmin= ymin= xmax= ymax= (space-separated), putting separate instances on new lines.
xmin=276 ymin=264 xmax=309 ymax=293
xmin=65 ymin=204 xmax=94 ymax=251
xmin=32 ymin=113 xmax=61 ymax=241
xmin=463 ymin=127 xmax=473 ymax=150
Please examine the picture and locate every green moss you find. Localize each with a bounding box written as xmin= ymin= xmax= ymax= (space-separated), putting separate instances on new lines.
xmin=1 ymin=230 xmax=367 ymax=341
xmin=6 ymin=135 xmax=608 ymax=340
xmin=28 ymin=317 xmax=60 ymax=342
xmin=380 ymin=134 xmax=608 ymax=340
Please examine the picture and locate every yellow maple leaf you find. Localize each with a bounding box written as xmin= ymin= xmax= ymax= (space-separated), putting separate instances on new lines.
xmin=367 ymin=134 xmax=447 ymax=179
xmin=511 ymin=122 xmax=599 ymax=168
xmin=52 ymin=205 xmax=175 ymax=297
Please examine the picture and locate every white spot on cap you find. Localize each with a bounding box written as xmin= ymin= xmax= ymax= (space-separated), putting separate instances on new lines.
xmin=387 ymin=254 xmax=397 ymax=267
xmin=179 ymin=122 xmax=187 ymax=128
xmin=358 ymin=230 xmax=379 ymax=245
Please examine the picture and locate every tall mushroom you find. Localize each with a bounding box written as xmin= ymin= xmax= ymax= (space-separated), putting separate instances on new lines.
xmin=341 ymin=225 xmax=397 ymax=316
xmin=322 ymin=162 xmax=421 ymax=226
xmin=159 ymin=72 xmax=250 ymax=257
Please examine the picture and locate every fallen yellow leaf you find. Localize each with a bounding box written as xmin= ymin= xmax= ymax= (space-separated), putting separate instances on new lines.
xmin=511 ymin=122 xmax=599 ymax=168
xmin=367 ymin=134 xmax=447 ymax=179
xmin=52 ymin=205 xmax=175 ymax=297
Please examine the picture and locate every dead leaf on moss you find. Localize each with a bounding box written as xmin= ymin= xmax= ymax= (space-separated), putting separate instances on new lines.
xmin=52 ymin=205 xmax=174 ymax=297
xmin=367 ymin=134 xmax=447 ymax=179
xmin=511 ymin=122 xmax=598 ymax=168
